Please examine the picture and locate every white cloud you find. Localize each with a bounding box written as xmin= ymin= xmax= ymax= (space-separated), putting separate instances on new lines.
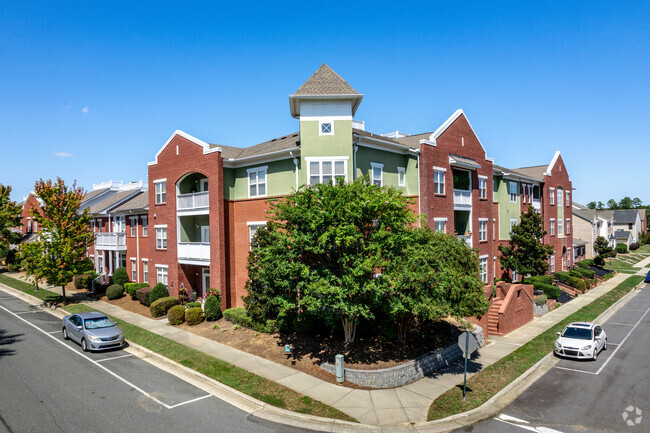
xmin=54 ymin=152 xmax=74 ymax=158
xmin=81 ymin=107 xmax=89 ymax=114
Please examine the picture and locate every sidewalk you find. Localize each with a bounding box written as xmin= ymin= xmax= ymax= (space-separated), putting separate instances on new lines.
xmin=2 ymin=269 xmax=647 ymax=428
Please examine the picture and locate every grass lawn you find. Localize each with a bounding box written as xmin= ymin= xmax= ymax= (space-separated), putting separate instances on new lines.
xmin=0 ymin=274 xmax=356 ymax=423
xmin=605 ymin=246 xmax=650 ymax=273
xmin=428 ymin=274 xmax=644 ymax=421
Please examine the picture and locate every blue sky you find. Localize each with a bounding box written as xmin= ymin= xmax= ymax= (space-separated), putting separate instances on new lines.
xmin=1 ymin=1 xmax=648 ymax=205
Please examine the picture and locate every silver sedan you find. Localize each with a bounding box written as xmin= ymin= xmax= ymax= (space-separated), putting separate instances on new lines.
xmin=62 ymin=312 xmax=125 ymax=352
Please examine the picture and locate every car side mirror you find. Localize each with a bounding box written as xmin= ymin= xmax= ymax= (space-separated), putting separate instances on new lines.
xmin=556 ymin=332 xmax=561 ymax=337
xmin=77 ymin=326 xmax=82 ymax=330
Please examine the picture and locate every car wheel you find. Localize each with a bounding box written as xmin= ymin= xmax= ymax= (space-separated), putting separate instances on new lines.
xmin=81 ymin=338 xmax=88 ymax=352
xmin=62 ymin=327 xmax=69 ymax=340
xmin=592 ymin=348 xmax=598 ymax=361
xmin=603 ymin=338 xmax=607 ymax=350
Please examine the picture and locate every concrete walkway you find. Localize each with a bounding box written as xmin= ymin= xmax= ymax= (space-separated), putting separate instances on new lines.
xmin=2 ymin=269 xmax=647 ymax=427
xmin=632 ymin=253 xmax=650 ymax=268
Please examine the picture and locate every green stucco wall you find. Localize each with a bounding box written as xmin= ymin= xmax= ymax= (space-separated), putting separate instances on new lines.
xmin=179 ymin=214 xmax=209 ymax=242
xmin=355 ymin=146 xmax=418 ymax=195
xmin=299 ymin=119 xmax=353 ymax=185
xmin=226 ymin=158 xmax=297 ymax=200
xmin=494 ymin=176 xmax=520 ymax=240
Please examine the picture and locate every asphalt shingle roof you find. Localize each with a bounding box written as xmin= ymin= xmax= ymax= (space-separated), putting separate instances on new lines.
xmin=613 ymin=210 xmax=639 ymax=224
xmin=217 ymin=133 xmax=300 ymax=161
xmin=293 ymin=64 xmax=360 ymax=96
xmin=82 ymin=188 xmax=110 ymax=204
xmin=510 ymin=165 xmax=547 ymax=181
xmin=111 ymin=191 xmax=149 ymax=213
xmin=614 ymin=229 xmax=632 ymax=239
xmin=87 ymin=190 xmax=140 ymax=214
xmin=391 ymin=132 xmax=432 ymax=150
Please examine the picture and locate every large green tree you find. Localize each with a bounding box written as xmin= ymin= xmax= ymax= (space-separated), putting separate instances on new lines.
xmin=18 ymin=178 xmax=94 ymax=297
xmin=498 ymin=206 xmax=554 ymax=277
xmin=244 ymin=178 xmax=414 ymax=343
xmin=0 ymin=184 xmax=22 ymax=254
xmin=383 ymin=227 xmax=489 ymax=343
xmin=593 ymin=235 xmax=616 ymax=259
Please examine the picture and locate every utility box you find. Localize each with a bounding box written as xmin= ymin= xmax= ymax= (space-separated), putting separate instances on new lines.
xmin=335 ymin=354 xmax=345 ymax=383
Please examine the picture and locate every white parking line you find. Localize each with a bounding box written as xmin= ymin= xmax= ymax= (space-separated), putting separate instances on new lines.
xmin=95 ymin=354 xmax=133 ymax=363
xmin=495 ymin=414 xmax=565 ymax=432
xmin=555 ymin=305 xmax=650 ymax=375
xmin=48 ymin=330 xmax=61 ymax=334
xmin=606 ymin=323 xmax=635 ymax=326
xmin=0 ymin=303 xmax=211 ymax=410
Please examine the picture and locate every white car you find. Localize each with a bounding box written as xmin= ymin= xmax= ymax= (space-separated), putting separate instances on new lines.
xmin=554 ymin=322 xmax=607 ymax=361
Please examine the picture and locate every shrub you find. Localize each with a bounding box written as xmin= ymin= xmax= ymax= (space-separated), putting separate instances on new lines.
xmin=553 ymin=271 xmax=573 ymax=286
xmin=578 ymin=259 xmax=594 ymax=268
xmin=185 ymin=301 xmax=202 ymax=310
xmin=534 ymin=294 xmax=548 ymax=306
xmin=571 ymin=277 xmax=586 ymax=292
xmin=204 ymin=289 xmax=222 ymax=321
xmin=594 ymin=255 xmax=605 ymax=267
xmin=168 ymin=305 xmax=186 ymax=325
xmin=573 ymin=267 xmax=595 ymax=278
xmin=136 ymin=286 xmax=153 ymax=306
xmin=223 ymin=307 xmax=277 ymax=333
xmin=178 ymin=285 xmax=189 ymax=304
xmin=616 ymin=244 xmax=628 ymax=254
xmin=125 ymin=282 xmax=149 ymax=300
xmin=523 ymin=275 xmax=554 ymax=285
xmin=77 ymin=257 xmax=95 ymax=274
xmin=569 ymin=269 xmax=583 ymax=279
xmin=150 ymin=296 xmax=180 ymax=317
xmin=112 ymin=266 xmax=129 ymax=287
xmin=73 ymin=274 xmax=86 ymax=290
xmin=106 ymin=284 xmax=124 ymax=300
xmin=185 ymin=307 xmax=205 ymax=325
xmin=149 ymin=283 xmax=169 ymax=305
xmin=629 ymin=242 xmax=640 ymax=251
xmin=533 ymin=282 xmax=560 ymax=299
xmin=603 ymin=272 xmax=615 ymax=280
xmin=81 ymin=273 xmax=97 ymax=290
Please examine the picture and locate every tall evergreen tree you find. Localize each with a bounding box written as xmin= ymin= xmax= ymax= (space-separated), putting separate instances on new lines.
xmin=0 ymin=184 xmax=22 ymax=253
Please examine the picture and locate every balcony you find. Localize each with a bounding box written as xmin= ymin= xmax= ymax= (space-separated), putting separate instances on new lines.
xmin=177 ymin=192 xmax=209 ymax=212
xmin=177 ymin=242 xmax=210 ymax=265
xmin=532 ymin=198 xmax=541 ymax=210
xmin=453 ymin=189 xmax=472 ymax=208
xmin=457 ymin=235 xmax=472 ymax=247
xmin=95 ymin=232 xmax=127 ymax=251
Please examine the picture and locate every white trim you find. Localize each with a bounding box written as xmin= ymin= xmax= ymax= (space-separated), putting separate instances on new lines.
xmin=148 ymin=130 xmax=221 ymax=166
xmin=478 ymin=174 xmax=488 ymax=179
xmin=545 ymin=151 xmax=561 ymax=176
xmin=300 ymin=115 xmax=352 ymax=121
xmin=153 ymin=224 xmax=168 ymax=228
xmin=429 ymin=109 xmax=486 ymax=154
xmin=420 ymin=139 xmax=436 ymax=147
xmin=130 ymin=257 xmax=136 ymax=260
xmin=397 ymin=167 xmax=406 ymax=187
xmin=432 ymin=166 xmax=447 ymax=172
xmin=354 ymin=135 xmax=415 ymax=155
xmin=318 ymin=119 xmax=335 ymax=136
xmin=247 ymin=166 xmax=268 ymax=198
xmin=433 ymin=217 xmax=448 ymax=222
xmin=155 ymin=264 xmax=169 ymax=269
xmin=141 ymin=258 xmax=148 ymax=262
xmin=246 ymin=165 xmax=268 ymax=174
xmin=306 ymin=157 xmax=348 ymax=185
xmin=247 ymin=221 xmax=267 ymax=226
xmin=304 ymin=156 xmax=349 ymax=162
xmin=153 ymin=178 xmax=166 ymax=184
xmin=478 ymin=218 xmax=488 ymax=222
xmin=370 ymin=162 xmax=384 ymax=187
xmin=479 ymin=254 xmax=489 ymax=259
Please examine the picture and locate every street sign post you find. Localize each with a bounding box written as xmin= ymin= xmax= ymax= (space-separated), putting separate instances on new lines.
xmin=458 ymin=331 xmax=478 ymax=401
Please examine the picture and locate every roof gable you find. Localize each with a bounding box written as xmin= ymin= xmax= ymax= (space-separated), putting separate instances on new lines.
xmin=429 ymin=109 xmax=487 ymax=155
xmin=293 ymin=64 xmax=360 ymax=96
xmin=148 ymin=130 xmax=222 ymax=166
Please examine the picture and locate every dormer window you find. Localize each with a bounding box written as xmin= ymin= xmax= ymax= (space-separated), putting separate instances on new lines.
xmin=319 ymin=120 xmax=334 ymax=136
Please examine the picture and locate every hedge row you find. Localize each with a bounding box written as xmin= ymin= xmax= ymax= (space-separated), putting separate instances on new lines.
xmin=223 ymin=307 xmax=277 ymax=333
xmin=150 ymin=296 xmax=180 ymax=317
xmin=125 ymin=282 xmax=149 ymax=300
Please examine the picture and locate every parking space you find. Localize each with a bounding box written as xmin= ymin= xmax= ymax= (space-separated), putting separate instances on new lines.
xmin=0 ymin=293 xmax=211 ymax=411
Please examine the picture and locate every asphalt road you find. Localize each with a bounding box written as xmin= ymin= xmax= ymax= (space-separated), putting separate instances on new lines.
xmin=0 ymin=292 xmax=313 ymax=433
xmin=455 ymin=283 xmax=650 ymax=433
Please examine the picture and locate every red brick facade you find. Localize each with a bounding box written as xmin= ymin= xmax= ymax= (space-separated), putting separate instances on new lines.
xmin=20 ymin=194 xmax=43 ymax=235
xmin=541 ymin=154 xmax=573 ymax=272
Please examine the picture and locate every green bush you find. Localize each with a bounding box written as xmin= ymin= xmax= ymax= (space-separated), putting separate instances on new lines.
xmin=523 ymin=275 xmax=554 ymax=285
xmin=185 ymin=307 xmax=205 ymax=326
xmin=569 ymin=269 xmax=583 ymax=279
xmin=533 ymin=282 xmax=560 ymax=299
xmin=150 ymin=296 xmax=180 ymax=318
xmin=616 ymin=244 xmax=628 ymax=254
xmin=534 ymin=295 xmax=548 ymax=306
xmin=149 ymin=283 xmax=169 ymax=305
xmin=571 ymin=277 xmax=586 ymax=292
xmin=573 ymin=267 xmax=595 ymax=278
xmin=81 ymin=274 xmax=97 ymax=290
xmin=168 ymin=305 xmax=186 ymax=325
xmin=629 ymin=242 xmax=640 ymax=251
xmin=553 ymin=271 xmax=573 ymax=286
xmin=136 ymin=286 xmax=153 ymax=306
xmin=223 ymin=307 xmax=277 ymax=333
xmin=112 ymin=266 xmax=130 ymax=286
xmin=106 ymin=284 xmax=124 ymax=300
xmin=603 ymin=272 xmax=615 ymax=280
xmin=74 ymin=274 xmax=86 ymax=290
xmin=204 ymin=290 xmax=222 ymax=321
xmin=125 ymin=282 xmax=149 ymax=300
xmin=594 ymin=255 xmax=605 ymax=267
xmin=577 ymin=259 xmax=594 ymax=268
xmin=185 ymin=301 xmax=202 ymax=310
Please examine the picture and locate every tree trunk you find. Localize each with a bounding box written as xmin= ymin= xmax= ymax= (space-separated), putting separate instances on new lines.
xmin=61 ymin=285 xmax=66 ymax=298
xmin=341 ymin=317 xmax=357 ymax=344
xmin=397 ymin=316 xmax=412 ymax=344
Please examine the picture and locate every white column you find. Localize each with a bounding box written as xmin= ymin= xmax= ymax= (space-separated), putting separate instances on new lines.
xmin=109 ymin=251 xmax=114 ymax=275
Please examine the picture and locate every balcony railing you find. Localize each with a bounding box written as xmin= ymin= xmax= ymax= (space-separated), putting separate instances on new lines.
xmin=95 ymin=232 xmax=127 ymax=250
xmin=177 ymin=242 xmax=210 ymax=263
xmin=532 ymin=198 xmax=541 ymax=210
xmin=453 ymin=189 xmax=472 ymax=207
xmin=457 ymin=235 xmax=472 ymax=247
xmin=177 ymin=192 xmax=209 ymax=211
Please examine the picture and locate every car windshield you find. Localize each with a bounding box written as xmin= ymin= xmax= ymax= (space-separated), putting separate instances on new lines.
xmin=562 ymin=327 xmax=592 ymax=340
xmin=84 ymin=317 xmax=114 ymax=329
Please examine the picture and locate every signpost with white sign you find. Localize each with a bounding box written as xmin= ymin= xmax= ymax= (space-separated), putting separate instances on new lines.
xmin=458 ymin=330 xmax=478 ymax=400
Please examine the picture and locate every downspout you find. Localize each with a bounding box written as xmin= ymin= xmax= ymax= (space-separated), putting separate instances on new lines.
xmin=417 ymin=151 xmax=421 ymax=227
xmin=135 ymin=213 xmax=140 ymax=283
xmin=290 ymin=151 xmax=299 ymax=190
xmin=353 ymin=144 xmax=358 ymax=181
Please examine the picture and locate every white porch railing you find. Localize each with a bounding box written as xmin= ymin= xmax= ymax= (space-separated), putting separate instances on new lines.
xmin=532 ymin=198 xmax=541 ymax=210
xmin=457 ymin=235 xmax=472 ymax=247
xmin=177 ymin=192 xmax=209 ymax=211
xmin=95 ymin=232 xmax=127 ymax=250
xmin=177 ymin=242 xmax=210 ymax=262
xmin=453 ymin=189 xmax=472 ymax=207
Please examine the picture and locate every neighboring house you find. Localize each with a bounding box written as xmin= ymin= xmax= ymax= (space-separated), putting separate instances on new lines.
xmin=637 ymin=208 xmax=647 ymax=233
xmin=572 ymin=206 xmax=614 ymax=259
xmin=612 ymin=210 xmax=642 ymax=243
xmin=614 ymin=229 xmax=634 ymax=248
xmin=19 ymin=192 xmax=44 ymax=242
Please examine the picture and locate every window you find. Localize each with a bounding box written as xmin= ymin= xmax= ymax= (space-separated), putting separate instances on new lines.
xmin=509 ymin=181 xmax=518 ymax=202
xmin=522 ymin=184 xmax=527 ymax=203
xmin=628 ymin=223 xmax=633 ymax=230
xmin=397 ymin=167 xmax=406 ymax=187
xmin=566 ymin=219 xmax=571 ymax=235
xmin=434 ymin=218 xmax=447 ymax=233
xmin=319 ymin=121 xmax=333 ymax=135
xmin=550 ymin=219 xmax=555 ymax=236
xmin=479 ymin=219 xmax=488 ymax=241
xmin=33 ymin=221 xmax=38 ymax=232
xmin=142 ymin=260 xmax=148 ymax=283
xmin=154 ymin=180 xmax=166 ymax=204
xmin=479 ymin=256 xmax=488 ymax=283
xmin=307 ymin=158 xmax=347 ymax=185
xmin=90 ymin=220 xmax=95 ymax=232
xmin=493 ymin=178 xmax=498 ymax=193
xmin=142 ymin=216 xmax=147 ymax=236
xmin=371 ymin=163 xmax=383 ymax=187
xmin=114 ymin=216 xmax=125 ymax=233
xmin=549 ymin=188 xmax=555 ymax=205
xmin=550 ymin=254 xmax=555 ymax=273
xmin=156 ymin=265 xmax=168 ymax=286
xmin=98 ymin=255 xmax=104 ymax=273
xmin=130 ymin=218 xmax=136 ymax=236
xmin=566 ymin=191 xmax=570 ymax=207
xmin=557 ymin=189 xmax=563 ymax=207
xmin=248 ymin=167 xmax=267 ymax=198
xmin=155 ymin=226 xmax=167 ymax=249
xmin=248 ymin=222 xmax=267 ymax=249
xmin=558 ymin=218 xmax=564 ymax=236
xmin=510 ymin=218 xmax=518 ymax=234
xmin=512 ymin=270 xmax=518 ymax=282
xmin=27 ymin=218 xmax=32 ymax=233
xmin=130 ymin=259 xmax=137 ymax=281
xmin=97 ymin=220 xmax=102 ymax=233
xmin=478 ymin=177 xmax=487 ymax=199
xmin=118 ymin=253 xmax=126 ymax=269
xmin=434 ymin=169 xmax=445 ymax=195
